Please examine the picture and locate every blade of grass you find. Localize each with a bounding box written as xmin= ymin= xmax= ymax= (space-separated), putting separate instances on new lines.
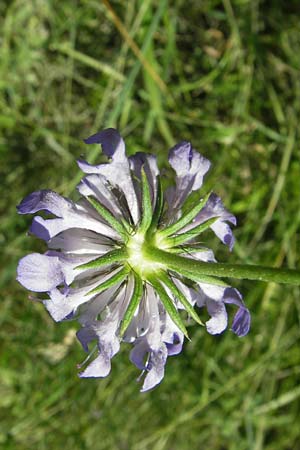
xmin=102 ymin=0 xmax=169 ymax=95
xmin=51 ymin=43 xmax=125 ymax=82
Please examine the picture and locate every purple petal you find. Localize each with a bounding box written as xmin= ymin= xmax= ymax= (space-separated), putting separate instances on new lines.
xmin=160 ymin=290 xmax=185 ymax=350
xmin=128 ymin=285 xmax=157 ymax=341
xmin=165 ymin=332 xmax=184 ymax=356
xmin=164 ymin=186 xmax=181 ymax=222
xmin=136 ymin=295 xmax=152 ymax=337
xmin=231 ymin=307 xmax=251 ymax=337
xmin=30 ymin=216 xmax=53 ymax=240
xmin=17 ymin=190 xmax=73 ymax=216
xmin=18 ymin=189 xmax=120 ymax=241
xmin=130 ymin=285 xmax=169 ymax=389
xmin=130 ymin=340 xmax=148 ymax=370
xmin=17 ymin=253 xmax=64 ymax=292
xmin=83 ymin=128 xmax=125 ymax=160
xmin=223 ymin=287 xmax=244 ymax=306
xmin=223 ymin=287 xmax=251 ymax=336
xmin=44 ymin=287 xmax=82 ymax=322
xmin=168 ymin=142 xmax=210 ymax=185
xmin=211 ymin=221 xmax=235 ymax=251
xmin=77 ymin=327 xmax=97 ymax=352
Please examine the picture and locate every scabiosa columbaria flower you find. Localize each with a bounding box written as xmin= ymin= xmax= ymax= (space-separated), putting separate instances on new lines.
xmin=17 ymin=129 xmax=250 ymax=391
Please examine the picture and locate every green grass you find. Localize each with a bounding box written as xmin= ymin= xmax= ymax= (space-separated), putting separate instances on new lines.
xmin=1 ymin=0 xmax=300 ymax=449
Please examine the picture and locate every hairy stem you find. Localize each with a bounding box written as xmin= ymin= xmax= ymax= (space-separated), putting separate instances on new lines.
xmin=145 ymin=247 xmax=300 ymax=286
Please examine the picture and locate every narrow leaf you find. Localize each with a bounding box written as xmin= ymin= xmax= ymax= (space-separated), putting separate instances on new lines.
xmin=121 ymin=219 xmax=133 ymax=234
xmin=164 ymin=217 xmax=218 ymax=247
xmin=75 ymin=248 xmax=127 ymax=270
xmin=140 ymin=168 xmax=153 ymax=232
xmin=166 ymin=246 xmax=211 ymax=254
xmin=148 ymin=275 xmax=189 ymax=339
xmin=119 ymin=273 xmax=143 ymax=337
xmin=159 ymin=191 xmax=211 ymax=237
xmin=86 ymin=267 xmax=129 ymax=296
xmin=148 ymin=176 xmax=163 ymax=233
xmin=87 ymin=196 xmax=129 ymax=240
xmin=159 ymin=272 xmax=203 ymax=325
xmin=171 ymin=268 xmax=229 ymax=287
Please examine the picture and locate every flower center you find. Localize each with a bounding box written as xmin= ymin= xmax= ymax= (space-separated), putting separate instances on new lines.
xmin=127 ymin=231 xmax=164 ymax=279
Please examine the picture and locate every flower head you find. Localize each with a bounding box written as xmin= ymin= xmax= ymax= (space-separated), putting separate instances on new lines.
xmin=17 ymin=129 xmax=250 ymax=391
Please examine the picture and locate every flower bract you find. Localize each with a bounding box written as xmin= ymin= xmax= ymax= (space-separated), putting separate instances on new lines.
xmin=17 ymin=128 xmax=250 ymax=391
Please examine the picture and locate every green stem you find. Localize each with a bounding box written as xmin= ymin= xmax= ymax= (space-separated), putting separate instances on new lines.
xmin=145 ymin=247 xmax=300 ymax=286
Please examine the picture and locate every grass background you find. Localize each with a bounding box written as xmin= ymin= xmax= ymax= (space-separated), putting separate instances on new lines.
xmin=1 ymin=0 xmax=300 ymax=449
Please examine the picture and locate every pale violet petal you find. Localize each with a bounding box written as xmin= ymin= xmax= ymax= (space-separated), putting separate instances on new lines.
xmin=198 ymin=283 xmax=225 ymax=302
xmin=205 ymin=299 xmax=228 ymax=335
xmin=44 ymin=268 xmax=124 ymax=322
xmin=48 ymin=229 xmax=113 ymax=255
xmin=30 ymin=210 xmax=119 ymax=241
xmin=161 ymin=313 xmax=184 ymax=356
xmin=45 ymin=251 xmax=102 ymax=285
xmin=17 ymin=253 xmax=64 ymax=292
xmin=44 ymin=285 xmax=95 ymax=322
xmin=78 ymin=284 xmax=121 ymax=326
xmin=129 ymin=286 xmax=170 ymax=391
xmin=77 ymin=174 xmax=123 ymax=218
xmin=172 ymin=277 xmax=199 ymax=307
xmin=135 ymin=294 xmax=151 ymax=337
xmin=165 ymin=333 xmax=183 ymax=356
xmin=80 ymin=279 xmax=134 ymax=377
xmin=79 ymin=129 xmax=139 ymax=223
xmin=79 ymin=352 xmax=112 ymax=378
xmin=167 ymin=141 xmax=211 ymax=211
xmin=19 ymin=189 xmax=120 ymax=241
xmin=141 ymin=344 xmax=168 ymax=392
